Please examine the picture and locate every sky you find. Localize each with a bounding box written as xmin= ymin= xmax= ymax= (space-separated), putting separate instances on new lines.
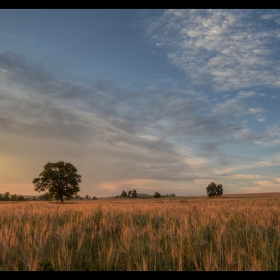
xmin=0 ymin=9 xmax=280 ymax=197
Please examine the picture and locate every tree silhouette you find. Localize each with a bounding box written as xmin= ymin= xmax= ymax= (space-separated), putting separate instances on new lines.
xmin=3 ymin=192 xmax=10 ymax=201
xmin=11 ymin=194 xmax=18 ymax=201
xmin=18 ymin=195 xmax=25 ymax=201
xmin=206 ymin=182 xmax=223 ymax=197
xmin=132 ymin=189 xmax=137 ymax=198
xmin=154 ymin=191 xmax=161 ymax=198
xmin=33 ymin=161 xmax=81 ymax=203
xmin=120 ymin=190 xmax=127 ymax=197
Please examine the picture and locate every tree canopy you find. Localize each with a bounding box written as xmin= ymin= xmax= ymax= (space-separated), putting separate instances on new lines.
xmin=0 ymin=193 xmax=26 ymax=201
xmin=154 ymin=191 xmax=161 ymax=198
xmin=33 ymin=161 xmax=82 ymax=203
xmin=206 ymin=182 xmax=223 ymax=197
xmin=120 ymin=189 xmax=138 ymax=198
xmin=131 ymin=189 xmax=137 ymax=198
xmin=120 ymin=190 xmax=127 ymax=197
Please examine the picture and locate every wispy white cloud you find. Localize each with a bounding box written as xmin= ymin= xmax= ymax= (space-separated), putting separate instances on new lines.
xmin=248 ymin=107 xmax=265 ymax=114
xmin=145 ymin=9 xmax=280 ymax=91
xmin=261 ymin=10 xmax=280 ymax=25
xmin=237 ymin=91 xmax=256 ymax=99
xmin=255 ymin=114 xmax=265 ymax=122
xmin=234 ymin=128 xmax=261 ymax=142
xmin=233 ymin=125 xmax=280 ymax=147
xmin=212 ymin=97 xmax=265 ymax=118
xmin=254 ymin=125 xmax=280 ymax=147
xmin=216 ymin=154 xmax=280 ymax=175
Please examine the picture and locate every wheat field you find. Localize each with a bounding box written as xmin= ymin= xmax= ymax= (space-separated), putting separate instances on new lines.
xmin=1 ymin=194 xmax=280 ymax=271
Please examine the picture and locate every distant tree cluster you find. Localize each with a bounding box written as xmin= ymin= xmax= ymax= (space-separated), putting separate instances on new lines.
xmin=72 ymin=194 xmax=97 ymax=200
xmin=0 ymin=192 xmax=25 ymax=201
xmin=120 ymin=189 xmax=138 ymax=198
xmin=154 ymin=192 xmax=176 ymax=198
xmin=84 ymin=195 xmax=97 ymax=200
xmin=117 ymin=191 xmax=176 ymax=199
xmin=206 ymin=182 xmax=223 ymax=197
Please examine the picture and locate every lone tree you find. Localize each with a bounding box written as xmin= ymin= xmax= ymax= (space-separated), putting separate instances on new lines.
xmin=132 ymin=189 xmax=137 ymax=198
xmin=206 ymin=182 xmax=223 ymax=198
xmin=33 ymin=161 xmax=82 ymax=203
xmin=120 ymin=190 xmax=127 ymax=197
xmin=3 ymin=192 xmax=10 ymax=201
xmin=154 ymin=191 xmax=161 ymax=198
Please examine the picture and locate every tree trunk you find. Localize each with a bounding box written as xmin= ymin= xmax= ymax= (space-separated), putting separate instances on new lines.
xmin=60 ymin=195 xmax=64 ymax=203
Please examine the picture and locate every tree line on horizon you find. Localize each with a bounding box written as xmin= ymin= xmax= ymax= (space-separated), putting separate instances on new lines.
xmin=0 ymin=192 xmax=31 ymax=201
xmin=115 ymin=190 xmax=176 ymax=198
xmin=0 ymin=192 xmax=98 ymax=202
xmin=1 ymin=161 xmax=224 ymax=204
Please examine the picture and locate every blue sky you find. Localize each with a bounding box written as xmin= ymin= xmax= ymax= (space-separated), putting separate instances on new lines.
xmin=0 ymin=9 xmax=279 ymax=197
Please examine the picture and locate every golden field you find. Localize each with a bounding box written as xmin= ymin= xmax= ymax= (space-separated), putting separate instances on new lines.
xmin=1 ymin=193 xmax=280 ymax=271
